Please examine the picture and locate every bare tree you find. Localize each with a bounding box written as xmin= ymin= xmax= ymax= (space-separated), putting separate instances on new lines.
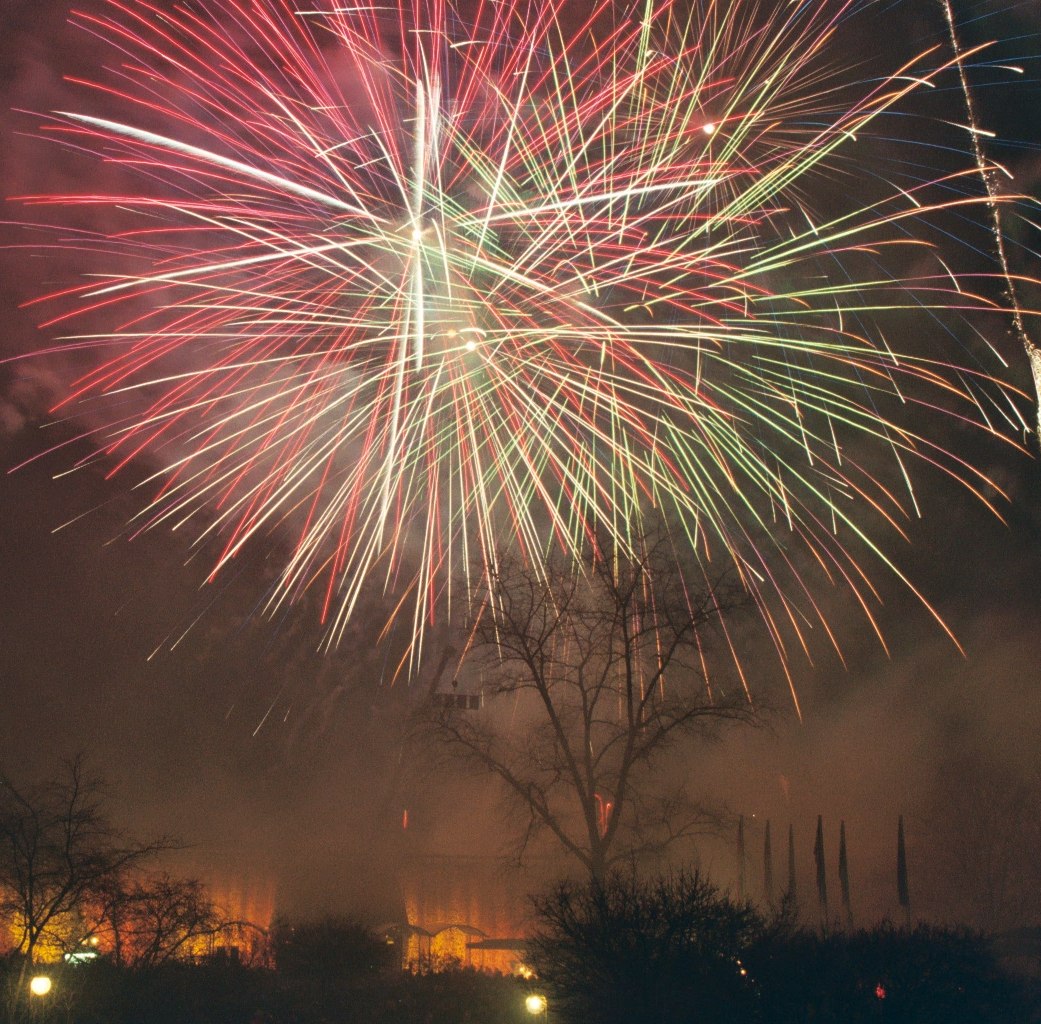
xmin=0 ymin=756 xmax=170 ymax=962
xmin=425 ymin=539 xmax=756 ymax=880
xmin=97 ymin=872 xmax=234 ymax=967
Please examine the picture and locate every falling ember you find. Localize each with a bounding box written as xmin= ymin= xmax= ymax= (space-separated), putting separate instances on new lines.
xmin=13 ymin=0 xmax=1032 ymax=670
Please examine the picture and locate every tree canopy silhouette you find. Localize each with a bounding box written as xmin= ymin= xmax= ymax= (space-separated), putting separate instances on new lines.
xmin=426 ymin=537 xmax=756 ymax=879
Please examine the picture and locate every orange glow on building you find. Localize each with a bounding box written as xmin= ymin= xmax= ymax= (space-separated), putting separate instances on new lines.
xmin=0 ymin=870 xmax=276 ymax=966
xmin=206 ymin=875 xmax=276 ymax=933
xmin=400 ymin=854 xmax=537 ymax=973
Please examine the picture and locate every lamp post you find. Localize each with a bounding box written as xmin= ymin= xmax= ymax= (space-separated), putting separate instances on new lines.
xmin=28 ymin=975 xmax=52 ymax=1022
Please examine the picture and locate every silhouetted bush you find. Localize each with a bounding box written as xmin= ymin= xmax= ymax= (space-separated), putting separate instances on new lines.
xmin=0 ymin=955 xmax=535 ymax=1024
xmin=2 ymin=894 xmax=1034 ymax=1024
xmin=527 ymin=871 xmax=767 ymax=1024
xmin=527 ymin=872 xmax=1035 ymax=1024
xmin=0 ymin=954 xmax=273 ymax=1024
xmin=751 ymin=922 xmax=1034 ymax=1024
xmin=271 ymin=915 xmax=396 ymax=981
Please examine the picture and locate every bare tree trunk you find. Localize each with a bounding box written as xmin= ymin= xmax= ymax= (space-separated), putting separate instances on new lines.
xmin=422 ymin=538 xmax=754 ymax=879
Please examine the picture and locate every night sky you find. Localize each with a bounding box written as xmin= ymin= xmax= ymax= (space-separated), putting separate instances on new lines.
xmin=1 ymin=0 xmax=1040 ymax=929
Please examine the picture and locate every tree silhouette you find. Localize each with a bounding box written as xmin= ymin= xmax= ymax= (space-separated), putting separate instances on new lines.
xmin=528 ymin=871 xmax=764 ymax=1024
xmin=98 ymin=873 xmax=233 ymax=967
xmin=426 ymin=538 xmax=754 ymax=879
xmin=0 ymin=756 xmax=170 ymax=962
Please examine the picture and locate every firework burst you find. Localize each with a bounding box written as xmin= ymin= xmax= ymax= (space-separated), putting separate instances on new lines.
xmin=11 ymin=0 xmax=1032 ymax=675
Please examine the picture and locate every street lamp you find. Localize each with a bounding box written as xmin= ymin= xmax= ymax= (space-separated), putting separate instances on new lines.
xmin=29 ymin=975 xmax=52 ymax=997
xmin=525 ymin=992 xmax=548 ymax=1021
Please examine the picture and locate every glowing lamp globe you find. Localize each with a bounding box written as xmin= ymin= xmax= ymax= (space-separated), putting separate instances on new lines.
xmin=29 ymin=976 xmax=52 ymax=997
xmin=525 ymin=994 xmax=548 ymax=1015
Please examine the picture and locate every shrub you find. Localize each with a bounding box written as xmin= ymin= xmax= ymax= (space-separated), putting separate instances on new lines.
xmin=527 ymin=871 xmax=764 ymax=1024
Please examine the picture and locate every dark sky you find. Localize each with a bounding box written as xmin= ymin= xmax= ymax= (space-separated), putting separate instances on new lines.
xmin=1 ymin=0 xmax=1040 ymax=929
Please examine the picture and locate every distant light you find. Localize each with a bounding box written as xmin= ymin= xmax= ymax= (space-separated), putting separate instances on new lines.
xmin=29 ymin=976 xmax=52 ymax=997
xmin=702 ymin=122 xmax=716 ymax=135
xmin=525 ymin=994 xmax=548 ymax=1015
xmin=465 ymin=340 xmax=477 ymax=352
xmin=875 ymin=983 xmax=886 ymax=1000
xmin=64 ymin=949 xmax=100 ymax=964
